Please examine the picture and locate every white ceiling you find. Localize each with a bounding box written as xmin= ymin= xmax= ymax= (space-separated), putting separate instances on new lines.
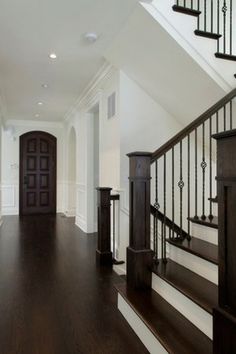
xmin=0 ymin=0 xmax=138 ymax=122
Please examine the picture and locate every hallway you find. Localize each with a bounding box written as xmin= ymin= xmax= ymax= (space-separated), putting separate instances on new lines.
xmin=0 ymin=215 xmax=147 ymax=354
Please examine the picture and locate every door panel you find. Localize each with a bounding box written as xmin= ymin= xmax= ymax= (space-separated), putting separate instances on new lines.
xmin=20 ymin=131 xmax=57 ymax=215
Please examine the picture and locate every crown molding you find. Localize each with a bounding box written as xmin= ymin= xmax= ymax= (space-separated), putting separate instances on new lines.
xmin=64 ymin=62 xmax=117 ymax=122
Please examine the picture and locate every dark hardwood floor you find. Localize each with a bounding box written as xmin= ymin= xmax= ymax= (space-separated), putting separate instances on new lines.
xmin=0 ymin=214 xmax=148 ymax=354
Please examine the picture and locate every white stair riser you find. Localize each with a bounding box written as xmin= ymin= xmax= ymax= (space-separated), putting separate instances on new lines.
xmin=152 ymin=273 xmax=213 ymax=339
xmin=169 ymin=244 xmax=218 ymax=284
xmin=118 ymin=294 xmax=168 ymax=354
xmin=191 ymin=223 xmax=218 ymax=245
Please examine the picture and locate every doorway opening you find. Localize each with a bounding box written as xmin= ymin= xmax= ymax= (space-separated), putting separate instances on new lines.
xmin=19 ymin=131 xmax=57 ymax=215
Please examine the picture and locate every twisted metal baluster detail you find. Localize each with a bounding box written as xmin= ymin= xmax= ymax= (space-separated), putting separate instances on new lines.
xmin=201 ymin=123 xmax=207 ymax=220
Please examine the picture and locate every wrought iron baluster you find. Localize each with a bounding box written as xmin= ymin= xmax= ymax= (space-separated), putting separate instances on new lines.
xmin=230 ymin=0 xmax=232 ymax=55
xmin=112 ymin=199 xmax=116 ymax=258
xmin=187 ymin=134 xmax=191 ymax=237
xmin=209 ymin=117 xmax=213 ymax=219
xmin=216 ymin=111 xmax=219 ymax=133
xmin=154 ymin=160 xmax=160 ymax=262
xmin=222 ymin=0 xmax=227 ymax=54
xmin=172 ymin=147 xmax=175 ymax=239
xmin=197 ymin=0 xmax=200 ymax=29
xmin=224 ymin=105 xmax=226 ymax=131
xmin=178 ymin=141 xmax=184 ymax=238
xmin=217 ymin=0 xmax=220 ymax=52
xmin=194 ymin=128 xmax=198 ymax=219
xmin=163 ymin=154 xmax=167 ymax=261
xmin=201 ymin=123 xmax=207 ymax=220
xmin=230 ymin=100 xmax=233 ymax=129
xmin=204 ymin=0 xmax=207 ymax=31
xmin=211 ymin=0 xmax=213 ymax=33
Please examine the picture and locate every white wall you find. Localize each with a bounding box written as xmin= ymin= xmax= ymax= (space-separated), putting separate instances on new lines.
xmin=117 ymin=71 xmax=184 ymax=267
xmin=0 ymin=119 xmax=2 ymax=225
xmin=65 ymin=66 xmax=121 ymax=233
xmin=1 ymin=120 xmax=65 ymax=215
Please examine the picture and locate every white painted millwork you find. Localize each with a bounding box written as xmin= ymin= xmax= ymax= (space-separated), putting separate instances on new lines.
xmin=152 ymin=272 xmax=213 ymax=339
xmin=118 ymin=294 xmax=168 ymax=354
xmin=191 ymin=222 xmax=218 ymax=245
xmin=169 ymin=243 xmax=218 ymax=285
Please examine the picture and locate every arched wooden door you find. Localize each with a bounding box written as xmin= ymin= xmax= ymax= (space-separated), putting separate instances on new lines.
xmin=20 ymin=131 xmax=57 ymax=215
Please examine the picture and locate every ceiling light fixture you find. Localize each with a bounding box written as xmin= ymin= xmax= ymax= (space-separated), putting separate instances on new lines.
xmin=49 ymin=53 xmax=57 ymax=59
xmin=35 ymin=114 xmax=40 ymax=118
xmin=42 ymin=84 xmax=48 ymax=88
xmin=37 ymin=102 xmax=43 ymax=105
xmin=84 ymin=32 xmax=98 ymax=43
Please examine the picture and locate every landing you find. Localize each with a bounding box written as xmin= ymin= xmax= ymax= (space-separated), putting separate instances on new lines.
xmin=0 ymin=214 xmax=147 ymax=354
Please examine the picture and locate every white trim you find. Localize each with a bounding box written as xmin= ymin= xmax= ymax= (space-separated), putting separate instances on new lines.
xmin=152 ymin=272 xmax=213 ymax=339
xmin=169 ymin=243 xmax=218 ymax=284
xmin=64 ymin=63 xmax=117 ymax=121
xmin=118 ymin=294 xmax=168 ymax=354
xmin=5 ymin=119 xmax=64 ymax=129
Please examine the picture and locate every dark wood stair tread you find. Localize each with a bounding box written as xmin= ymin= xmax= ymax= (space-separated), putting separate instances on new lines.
xmin=152 ymin=259 xmax=218 ymax=314
xmin=167 ymin=237 xmax=218 ymax=264
xmin=188 ymin=216 xmax=218 ymax=229
xmin=215 ymin=52 xmax=236 ymax=61
xmin=116 ymin=283 xmax=212 ymax=354
xmin=194 ymin=30 xmax=221 ymax=40
xmin=172 ymin=5 xmax=201 ymax=17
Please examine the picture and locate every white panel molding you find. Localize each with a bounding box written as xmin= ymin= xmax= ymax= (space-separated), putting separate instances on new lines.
xmin=1 ymin=182 xmax=18 ymax=215
xmin=1 ymin=180 xmax=66 ymax=215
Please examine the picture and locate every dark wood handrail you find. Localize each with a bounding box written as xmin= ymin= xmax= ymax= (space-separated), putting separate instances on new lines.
xmin=151 ymin=88 xmax=236 ymax=163
xmin=111 ymin=194 xmax=120 ymax=201
xmin=150 ymin=204 xmax=189 ymax=239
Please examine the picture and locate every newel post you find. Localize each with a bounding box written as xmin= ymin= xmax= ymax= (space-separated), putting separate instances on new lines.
xmin=96 ymin=187 xmax=113 ymax=266
xmin=127 ymin=152 xmax=153 ymax=289
xmin=213 ymin=130 xmax=236 ymax=353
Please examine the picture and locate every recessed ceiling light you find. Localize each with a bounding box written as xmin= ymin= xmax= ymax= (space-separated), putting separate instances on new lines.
xmin=35 ymin=114 xmax=40 ymax=118
xmin=49 ymin=53 xmax=57 ymax=59
xmin=42 ymin=84 xmax=48 ymax=89
xmin=84 ymin=32 xmax=98 ymax=43
xmin=37 ymin=102 xmax=43 ymax=105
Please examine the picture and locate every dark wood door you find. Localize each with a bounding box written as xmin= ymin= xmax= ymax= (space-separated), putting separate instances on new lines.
xmin=20 ymin=131 xmax=57 ymax=215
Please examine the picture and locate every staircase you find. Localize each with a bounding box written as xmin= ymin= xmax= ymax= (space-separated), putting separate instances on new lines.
xmin=172 ymin=0 xmax=236 ymax=68
xmin=111 ymin=2 xmax=236 ymax=353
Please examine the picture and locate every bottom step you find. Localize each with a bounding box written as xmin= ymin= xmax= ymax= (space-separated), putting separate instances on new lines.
xmin=116 ymin=283 xmax=212 ymax=354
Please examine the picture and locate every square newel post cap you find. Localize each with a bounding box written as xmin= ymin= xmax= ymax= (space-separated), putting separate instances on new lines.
xmin=127 ymin=151 xmax=153 ymax=158
xmin=212 ymin=129 xmax=236 ymax=140
xmin=96 ymin=187 xmax=112 ymax=191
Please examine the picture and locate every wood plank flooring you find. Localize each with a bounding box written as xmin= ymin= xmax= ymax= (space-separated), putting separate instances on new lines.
xmin=0 ymin=214 xmax=148 ymax=354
